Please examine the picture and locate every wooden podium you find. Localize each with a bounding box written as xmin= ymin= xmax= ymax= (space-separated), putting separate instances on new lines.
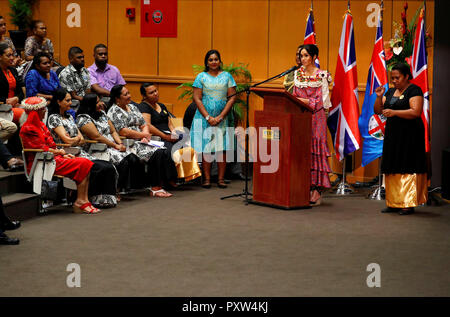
xmin=250 ymin=87 xmax=312 ymax=209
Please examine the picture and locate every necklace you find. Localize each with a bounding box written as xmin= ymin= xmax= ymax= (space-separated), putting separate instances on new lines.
xmin=396 ymin=84 xmax=410 ymax=97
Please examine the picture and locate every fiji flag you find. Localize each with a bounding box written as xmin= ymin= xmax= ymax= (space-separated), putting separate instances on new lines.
xmin=304 ymin=8 xmax=320 ymax=68
xmin=358 ymin=9 xmax=388 ymax=167
xmin=411 ymin=7 xmax=431 ymax=153
xmin=327 ymin=11 xmax=361 ymax=161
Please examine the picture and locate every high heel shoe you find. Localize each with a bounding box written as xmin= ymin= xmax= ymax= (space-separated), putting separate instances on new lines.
xmin=309 ymin=196 xmax=322 ymax=207
xmin=73 ymin=202 xmax=101 ymax=214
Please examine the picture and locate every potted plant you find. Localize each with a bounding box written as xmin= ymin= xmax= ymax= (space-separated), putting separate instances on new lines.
xmin=8 ymin=0 xmax=35 ymax=51
xmin=177 ymin=63 xmax=253 ymax=126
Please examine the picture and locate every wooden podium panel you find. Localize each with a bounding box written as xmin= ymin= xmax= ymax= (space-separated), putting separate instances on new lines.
xmin=251 ymin=88 xmax=311 ymax=209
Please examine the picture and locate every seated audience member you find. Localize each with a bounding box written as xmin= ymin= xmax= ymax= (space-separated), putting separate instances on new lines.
xmin=138 ymin=83 xmax=201 ymax=182
xmin=0 ymin=118 xmax=17 ymax=141
xmin=25 ymin=52 xmax=60 ymax=99
xmin=0 ymin=16 xmax=21 ymax=67
xmin=138 ymin=83 xmax=177 ymax=149
xmin=19 ymin=96 xmax=99 ymax=214
xmin=47 ymin=88 xmax=117 ymax=208
xmin=76 ymin=93 xmax=144 ymax=191
xmin=0 ymin=195 xmax=21 ymax=245
xmin=58 ymin=46 xmax=91 ymax=102
xmin=107 ymin=85 xmax=177 ymax=197
xmin=24 ymin=20 xmax=54 ymax=62
xmin=0 ymin=43 xmax=26 ymax=126
xmin=88 ymin=44 xmax=125 ymax=98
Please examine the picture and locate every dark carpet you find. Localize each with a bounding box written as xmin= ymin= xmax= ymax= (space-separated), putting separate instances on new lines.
xmin=1 ymin=180 xmax=449 ymax=297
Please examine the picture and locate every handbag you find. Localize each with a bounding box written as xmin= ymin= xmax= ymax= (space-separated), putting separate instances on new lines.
xmin=40 ymin=155 xmax=59 ymax=201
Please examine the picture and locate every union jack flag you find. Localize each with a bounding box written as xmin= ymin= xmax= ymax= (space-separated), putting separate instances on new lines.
xmin=358 ymin=8 xmax=388 ymax=167
xmin=328 ymin=11 xmax=361 ymax=161
xmin=304 ymin=8 xmax=320 ymax=68
xmin=411 ymin=7 xmax=430 ymax=153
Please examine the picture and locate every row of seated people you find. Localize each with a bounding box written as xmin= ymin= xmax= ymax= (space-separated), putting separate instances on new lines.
xmin=1 ymin=23 xmax=126 ymax=127
xmin=1 ymin=17 xmax=120 ymax=99
xmin=19 ymin=82 xmax=201 ymax=214
xmin=0 ymin=18 xmax=54 ymax=67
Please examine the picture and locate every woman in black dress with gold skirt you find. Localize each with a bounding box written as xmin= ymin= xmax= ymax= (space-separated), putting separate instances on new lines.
xmin=374 ymin=63 xmax=427 ymax=215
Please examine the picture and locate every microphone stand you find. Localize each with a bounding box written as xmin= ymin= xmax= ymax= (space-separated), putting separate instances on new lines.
xmin=221 ymin=66 xmax=298 ymax=204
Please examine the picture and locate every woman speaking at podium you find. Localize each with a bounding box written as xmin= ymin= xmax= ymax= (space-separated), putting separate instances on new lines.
xmin=290 ymin=44 xmax=332 ymax=206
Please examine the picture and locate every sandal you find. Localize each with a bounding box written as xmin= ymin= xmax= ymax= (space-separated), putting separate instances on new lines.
xmin=202 ymin=179 xmax=211 ymax=189
xmin=73 ymin=202 xmax=101 ymax=214
xmin=149 ymin=188 xmax=172 ymax=197
xmin=217 ymin=179 xmax=227 ymax=188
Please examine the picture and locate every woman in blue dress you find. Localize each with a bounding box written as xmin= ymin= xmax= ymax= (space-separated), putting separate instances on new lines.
xmin=190 ymin=50 xmax=236 ymax=188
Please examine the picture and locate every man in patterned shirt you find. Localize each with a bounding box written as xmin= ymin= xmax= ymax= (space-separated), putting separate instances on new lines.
xmin=58 ymin=47 xmax=91 ymax=103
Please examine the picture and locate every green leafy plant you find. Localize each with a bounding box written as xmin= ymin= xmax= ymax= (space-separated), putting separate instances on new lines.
xmin=8 ymin=0 xmax=35 ymax=30
xmin=177 ymin=63 xmax=253 ymax=124
xmin=385 ymin=2 xmax=431 ymax=71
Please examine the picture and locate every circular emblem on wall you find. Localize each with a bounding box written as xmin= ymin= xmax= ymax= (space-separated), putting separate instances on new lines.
xmin=368 ymin=114 xmax=387 ymax=140
xmin=152 ymin=10 xmax=163 ymax=24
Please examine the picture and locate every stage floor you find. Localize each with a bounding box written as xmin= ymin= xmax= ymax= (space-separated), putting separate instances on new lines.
xmin=1 ymin=180 xmax=449 ymax=297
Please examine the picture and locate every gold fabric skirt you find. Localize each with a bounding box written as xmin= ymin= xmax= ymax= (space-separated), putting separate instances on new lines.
xmin=172 ymin=147 xmax=202 ymax=182
xmin=385 ymin=173 xmax=428 ymax=208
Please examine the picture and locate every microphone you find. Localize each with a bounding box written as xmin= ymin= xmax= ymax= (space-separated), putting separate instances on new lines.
xmin=280 ymin=66 xmax=299 ymax=76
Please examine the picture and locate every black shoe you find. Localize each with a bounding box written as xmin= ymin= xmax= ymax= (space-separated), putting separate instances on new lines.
xmin=381 ymin=207 xmax=397 ymax=213
xmin=0 ymin=233 xmax=20 ymax=245
xmin=399 ymin=208 xmax=415 ymax=215
xmin=217 ymin=179 xmax=228 ymax=188
xmin=3 ymin=220 xmax=21 ymax=231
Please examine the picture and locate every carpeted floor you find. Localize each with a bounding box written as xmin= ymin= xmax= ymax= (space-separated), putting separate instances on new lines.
xmin=1 ymin=180 xmax=449 ymax=297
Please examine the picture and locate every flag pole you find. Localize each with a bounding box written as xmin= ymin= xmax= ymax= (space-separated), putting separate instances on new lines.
xmin=334 ymin=157 xmax=354 ymax=195
xmin=369 ymin=159 xmax=385 ymax=200
xmin=333 ymin=0 xmax=355 ymax=196
xmin=368 ymin=0 xmax=386 ymax=201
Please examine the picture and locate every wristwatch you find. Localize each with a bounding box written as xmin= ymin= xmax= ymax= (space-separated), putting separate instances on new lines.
xmin=205 ymin=115 xmax=211 ymax=121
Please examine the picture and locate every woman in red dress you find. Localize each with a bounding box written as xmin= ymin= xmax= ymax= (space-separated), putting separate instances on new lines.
xmin=19 ymin=96 xmax=100 ymax=214
xmin=291 ymin=44 xmax=332 ymax=206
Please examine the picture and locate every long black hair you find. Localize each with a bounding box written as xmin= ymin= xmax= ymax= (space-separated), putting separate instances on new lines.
xmin=203 ymin=49 xmax=222 ymax=72
xmin=0 ymin=43 xmax=10 ymax=56
xmin=77 ymin=93 xmax=102 ymax=121
xmin=140 ymin=82 xmax=155 ymax=98
xmin=31 ymin=52 xmax=52 ymax=71
xmin=107 ymin=84 xmax=125 ymax=110
xmin=48 ymin=87 xmax=71 ymax=118
xmin=391 ymin=63 xmax=412 ymax=80
xmin=299 ymin=44 xmax=319 ymax=60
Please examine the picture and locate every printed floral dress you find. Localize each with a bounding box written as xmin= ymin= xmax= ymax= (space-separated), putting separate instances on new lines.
xmin=190 ymin=71 xmax=236 ymax=154
xmin=47 ymin=113 xmax=94 ymax=160
xmin=47 ymin=113 xmax=118 ymax=207
xmin=76 ymin=111 xmax=129 ymax=165
xmin=292 ymin=66 xmax=332 ymax=189
xmin=107 ymin=104 xmax=158 ymax=162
